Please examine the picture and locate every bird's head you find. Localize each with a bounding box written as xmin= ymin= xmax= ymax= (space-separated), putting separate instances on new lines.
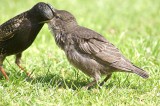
xmin=48 ymin=10 xmax=78 ymax=31
xmin=31 ymin=2 xmax=55 ymax=23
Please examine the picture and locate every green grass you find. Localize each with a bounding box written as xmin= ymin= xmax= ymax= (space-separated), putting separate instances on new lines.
xmin=0 ymin=0 xmax=160 ymax=106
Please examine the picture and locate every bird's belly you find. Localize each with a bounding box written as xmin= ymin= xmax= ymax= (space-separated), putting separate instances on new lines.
xmin=0 ymin=37 xmax=32 ymax=56
xmin=0 ymin=22 xmax=43 ymax=56
xmin=66 ymin=49 xmax=108 ymax=77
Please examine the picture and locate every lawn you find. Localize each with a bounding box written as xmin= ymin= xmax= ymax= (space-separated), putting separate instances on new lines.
xmin=0 ymin=0 xmax=160 ymax=106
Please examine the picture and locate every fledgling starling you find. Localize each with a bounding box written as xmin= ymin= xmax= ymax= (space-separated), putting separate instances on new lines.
xmin=0 ymin=2 xmax=55 ymax=80
xmin=48 ymin=9 xmax=149 ymax=89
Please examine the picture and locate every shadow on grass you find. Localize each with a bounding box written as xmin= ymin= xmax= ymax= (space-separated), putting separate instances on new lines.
xmin=1 ymin=71 xmax=137 ymax=90
xmin=29 ymin=73 xmax=90 ymax=90
xmin=29 ymin=73 xmax=115 ymax=90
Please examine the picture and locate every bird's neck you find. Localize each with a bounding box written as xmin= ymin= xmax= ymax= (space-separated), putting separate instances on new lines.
xmin=28 ymin=10 xmax=43 ymax=22
xmin=26 ymin=24 xmax=44 ymax=47
xmin=52 ymin=22 xmax=78 ymax=50
xmin=54 ymin=29 xmax=66 ymax=50
xmin=64 ymin=22 xmax=78 ymax=32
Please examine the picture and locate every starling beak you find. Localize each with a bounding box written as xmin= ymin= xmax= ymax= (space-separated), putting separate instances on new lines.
xmin=0 ymin=2 xmax=55 ymax=80
xmin=48 ymin=9 xmax=149 ymax=89
xmin=39 ymin=20 xmax=51 ymax=24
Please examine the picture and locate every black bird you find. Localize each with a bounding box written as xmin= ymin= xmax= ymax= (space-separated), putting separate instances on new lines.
xmin=0 ymin=2 xmax=55 ymax=80
xmin=48 ymin=9 xmax=149 ymax=89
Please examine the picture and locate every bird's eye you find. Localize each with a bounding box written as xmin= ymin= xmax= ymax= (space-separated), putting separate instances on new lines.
xmin=55 ymin=14 xmax=62 ymax=19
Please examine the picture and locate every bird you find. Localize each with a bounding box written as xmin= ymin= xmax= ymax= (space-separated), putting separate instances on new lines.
xmin=0 ymin=2 xmax=55 ymax=80
xmin=48 ymin=9 xmax=149 ymax=89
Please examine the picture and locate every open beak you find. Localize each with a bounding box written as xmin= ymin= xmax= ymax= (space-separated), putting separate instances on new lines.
xmin=39 ymin=20 xmax=51 ymax=24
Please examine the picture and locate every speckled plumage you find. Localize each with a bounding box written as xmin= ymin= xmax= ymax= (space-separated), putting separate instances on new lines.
xmin=48 ymin=10 xmax=149 ymax=89
xmin=0 ymin=2 xmax=55 ymax=80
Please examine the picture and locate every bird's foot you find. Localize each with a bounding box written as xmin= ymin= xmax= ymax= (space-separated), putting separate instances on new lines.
xmin=82 ymin=86 xmax=89 ymax=90
xmin=16 ymin=64 xmax=32 ymax=78
xmin=82 ymin=80 xmax=97 ymax=90
xmin=0 ymin=66 xmax=9 ymax=80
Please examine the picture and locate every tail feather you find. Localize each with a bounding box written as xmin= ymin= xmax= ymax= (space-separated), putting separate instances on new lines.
xmin=132 ymin=65 xmax=149 ymax=79
xmin=110 ymin=57 xmax=149 ymax=78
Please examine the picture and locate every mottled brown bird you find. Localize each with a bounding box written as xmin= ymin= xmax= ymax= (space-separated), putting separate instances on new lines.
xmin=0 ymin=2 xmax=55 ymax=80
xmin=48 ymin=9 xmax=149 ymax=89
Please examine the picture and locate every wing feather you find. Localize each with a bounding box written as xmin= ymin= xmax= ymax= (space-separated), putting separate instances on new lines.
xmin=0 ymin=13 xmax=26 ymax=41
xmin=73 ymin=26 xmax=125 ymax=66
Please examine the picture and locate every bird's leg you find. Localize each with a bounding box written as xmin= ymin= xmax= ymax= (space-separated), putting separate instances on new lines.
xmin=100 ymin=74 xmax=112 ymax=86
xmin=83 ymin=80 xmax=97 ymax=90
xmin=83 ymin=75 xmax=100 ymax=90
xmin=0 ymin=66 xmax=9 ymax=80
xmin=0 ymin=56 xmax=9 ymax=80
xmin=15 ymin=53 xmax=31 ymax=77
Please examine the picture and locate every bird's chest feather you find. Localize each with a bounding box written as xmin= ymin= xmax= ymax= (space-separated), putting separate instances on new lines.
xmin=0 ymin=21 xmax=43 ymax=55
xmin=55 ymin=33 xmax=69 ymax=50
xmin=65 ymin=46 xmax=103 ymax=77
xmin=63 ymin=39 xmax=103 ymax=77
xmin=12 ymin=23 xmax=42 ymax=48
xmin=23 ymin=23 xmax=43 ymax=46
xmin=55 ymin=33 xmax=87 ymax=71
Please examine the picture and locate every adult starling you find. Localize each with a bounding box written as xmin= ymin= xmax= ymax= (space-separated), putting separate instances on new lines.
xmin=48 ymin=9 xmax=149 ymax=89
xmin=0 ymin=2 xmax=55 ymax=80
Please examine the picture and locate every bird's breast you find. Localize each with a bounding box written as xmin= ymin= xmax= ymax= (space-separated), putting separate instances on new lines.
xmin=0 ymin=22 xmax=43 ymax=56
xmin=65 ymin=46 xmax=107 ymax=77
xmin=55 ymin=33 xmax=65 ymax=49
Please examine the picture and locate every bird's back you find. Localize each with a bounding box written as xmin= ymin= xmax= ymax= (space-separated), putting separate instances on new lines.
xmin=0 ymin=11 xmax=44 ymax=56
xmin=70 ymin=26 xmax=149 ymax=78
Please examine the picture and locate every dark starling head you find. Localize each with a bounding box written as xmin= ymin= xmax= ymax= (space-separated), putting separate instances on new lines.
xmin=31 ymin=2 xmax=55 ymax=22
xmin=49 ymin=10 xmax=77 ymax=31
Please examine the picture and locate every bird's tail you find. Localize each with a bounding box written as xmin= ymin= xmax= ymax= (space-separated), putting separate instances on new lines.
xmin=131 ymin=65 xmax=149 ymax=79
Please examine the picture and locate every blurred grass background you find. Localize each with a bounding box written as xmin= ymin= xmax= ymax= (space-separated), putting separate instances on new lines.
xmin=0 ymin=0 xmax=160 ymax=106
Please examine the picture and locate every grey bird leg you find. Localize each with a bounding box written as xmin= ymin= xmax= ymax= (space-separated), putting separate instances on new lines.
xmin=0 ymin=56 xmax=9 ymax=80
xmin=15 ymin=53 xmax=31 ymax=77
xmin=100 ymin=74 xmax=112 ymax=86
xmin=83 ymin=80 xmax=97 ymax=90
xmin=83 ymin=75 xmax=101 ymax=89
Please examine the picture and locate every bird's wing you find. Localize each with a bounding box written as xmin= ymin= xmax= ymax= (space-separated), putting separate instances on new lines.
xmin=0 ymin=14 xmax=26 ymax=41
xmin=73 ymin=27 xmax=131 ymax=69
